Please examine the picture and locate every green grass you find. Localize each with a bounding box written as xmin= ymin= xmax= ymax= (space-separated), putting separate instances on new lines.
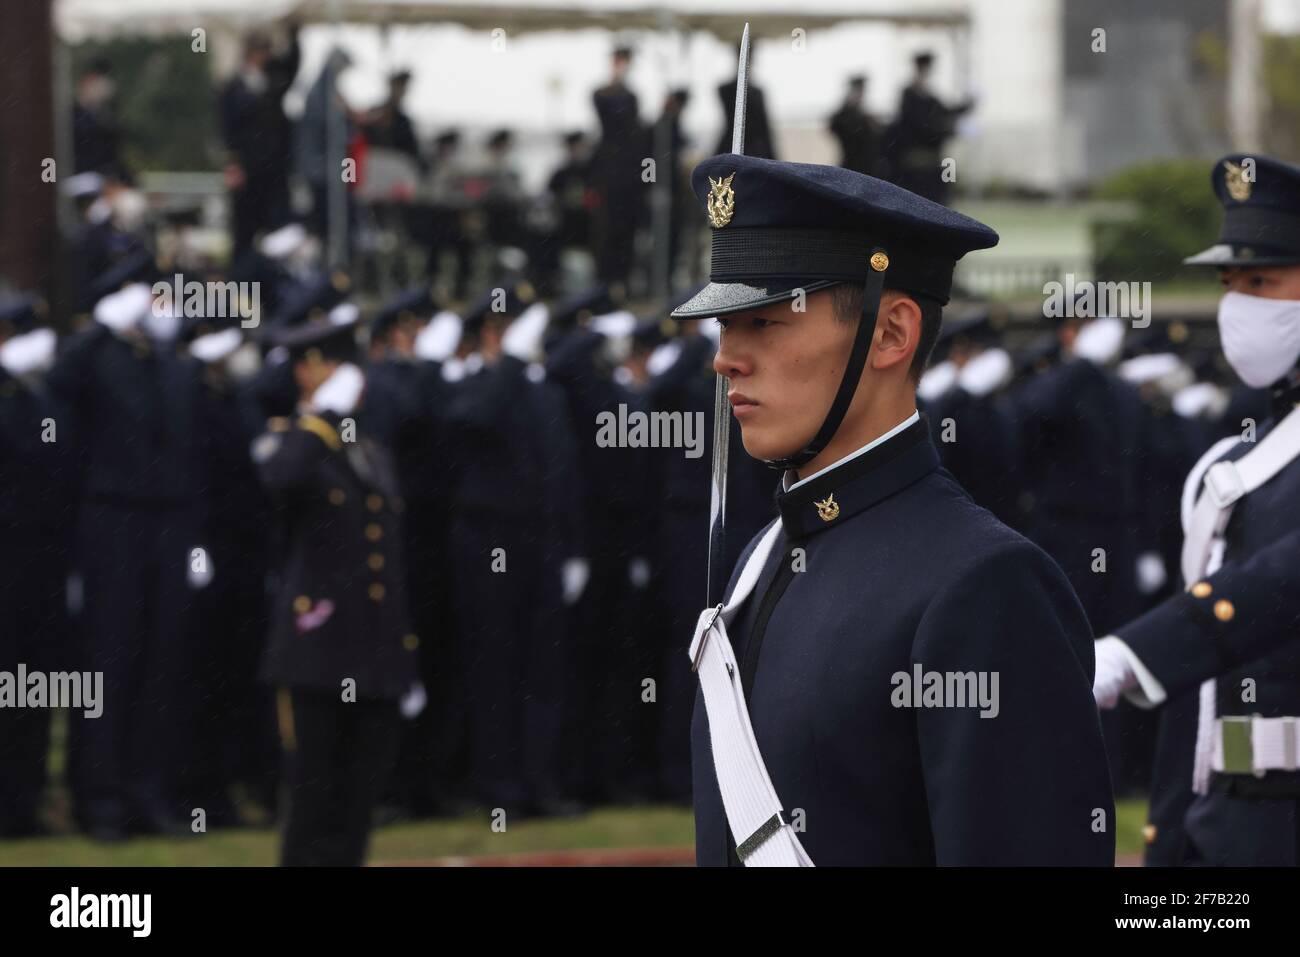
xmin=0 ymin=806 xmax=696 ymax=867
xmin=0 ymin=799 xmax=1147 ymax=866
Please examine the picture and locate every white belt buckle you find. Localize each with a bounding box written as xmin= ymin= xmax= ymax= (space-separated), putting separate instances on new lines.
xmin=690 ymin=603 xmax=725 ymax=673
xmin=1204 ymin=461 xmax=1245 ymax=509
xmin=1284 ymin=716 xmax=1299 ymax=773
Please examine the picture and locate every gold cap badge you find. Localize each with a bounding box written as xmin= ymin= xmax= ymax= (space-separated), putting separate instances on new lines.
xmin=707 ymin=173 xmax=736 ymax=228
xmin=870 ymin=251 xmax=890 ymax=272
xmin=814 ymin=493 xmax=840 ymax=523
xmin=1224 ymin=161 xmax=1252 ymax=202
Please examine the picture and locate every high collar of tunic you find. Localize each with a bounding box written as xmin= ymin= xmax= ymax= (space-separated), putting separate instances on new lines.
xmin=774 ymin=413 xmax=938 ymax=540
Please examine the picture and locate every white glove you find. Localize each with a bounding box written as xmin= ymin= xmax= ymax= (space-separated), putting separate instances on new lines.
xmin=328 ymin=302 xmax=360 ymax=327
xmin=646 ymin=340 xmax=682 ymax=377
xmin=259 ymin=222 xmax=308 ymax=262
xmin=415 ymin=310 xmax=462 ymax=362
xmin=310 ymin=362 xmax=365 ymax=416
xmin=562 ymin=557 xmax=590 ymax=606
xmin=502 ymin=302 xmax=550 ymax=361
xmin=94 ymin=283 xmax=153 ymax=334
xmin=590 ymin=310 xmax=637 ymax=338
xmin=1093 ymin=636 xmax=1138 ymax=709
xmin=628 ymin=556 xmax=651 ymax=589
xmin=1135 ymin=551 xmax=1167 ymax=596
xmin=957 ymin=348 xmax=1012 ymax=397
xmin=917 ymin=359 xmax=958 ymax=402
xmin=399 ymin=681 xmax=427 ymax=720
xmin=1073 ymin=316 xmax=1125 ymax=366
xmin=190 ymin=328 xmax=242 ymax=365
xmin=1173 ymin=382 xmax=1228 ymax=421
xmin=0 ymin=328 xmax=57 ymax=377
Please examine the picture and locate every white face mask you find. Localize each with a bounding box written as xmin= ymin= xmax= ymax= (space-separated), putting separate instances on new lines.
xmin=1217 ymin=291 xmax=1300 ymax=388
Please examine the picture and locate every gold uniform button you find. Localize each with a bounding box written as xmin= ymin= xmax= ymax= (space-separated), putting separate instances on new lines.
xmin=1214 ymin=600 xmax=1235 ymax=622
xmin=402 ymin=633 xmax=419 ymax=651
xmin=329 ymin=488 xmax=346 ymax=506
xmin=366 ymin=494 xmax=384 ymax=512
xmin=293 ymin=595 xmax=312 ymax=614
xmin=1142 ymin=824 xmax=1157 ymax=845
xmin=869 ymin=251 xmax=890 ymax=272
xmin=365 ymin=523 xmax=383 ymax=541
xmin=1191 ymin=581 xmax=1212 ymax=598
xmin=369 ymin=583 xmax=386 ymax=602
xmin=368 ymin=553 xmax=385 ymax=571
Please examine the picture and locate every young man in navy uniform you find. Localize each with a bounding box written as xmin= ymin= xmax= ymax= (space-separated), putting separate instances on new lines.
xmin=1094 ymin=154 xmax=1300 ymax=866
xmin=252 ymin=318 xmax=417 ymax=865
xmin=673 ymin=154 xmax=1114 ymax=866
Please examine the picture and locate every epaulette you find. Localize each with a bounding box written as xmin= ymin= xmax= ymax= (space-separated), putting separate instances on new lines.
xmin=296 ymin=413 xmax=342 ymax=451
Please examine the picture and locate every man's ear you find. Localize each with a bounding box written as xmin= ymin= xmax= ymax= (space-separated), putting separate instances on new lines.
xmin=870 ymin=292 xmax=921 ymax=373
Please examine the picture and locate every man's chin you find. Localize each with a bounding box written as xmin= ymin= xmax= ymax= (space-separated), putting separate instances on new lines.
xmin=739 ymin=428 xmax=800 ymax=465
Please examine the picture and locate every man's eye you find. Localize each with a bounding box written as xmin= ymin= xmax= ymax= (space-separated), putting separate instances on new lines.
xmin=752 ymin=317 xmax=772 ymax=329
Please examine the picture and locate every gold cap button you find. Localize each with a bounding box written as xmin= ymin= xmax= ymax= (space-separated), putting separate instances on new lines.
xmin=293 ymin=595 xmax=312 ymax=614
xmin=402 ymin=633 xmax=419 ymax=651
xmin=869 ymin=251 xmax=890 ymax=272
xmin=369 ymin=583 xmax=386 ymax=602
xmin=368 ymin=553 xmax=385 ymax=571
xmin=367 ymin=494 xmax=383 ymax=512
xmin=1214 ymin=600 xmax=1235 ymax=622
xmin=365 ymin=523 xmax=383 ymax=541
xmin=329 ymin=488 xmax=346 ymax=506
xmin=1191 ymin=581 xmax=1212 ymax=598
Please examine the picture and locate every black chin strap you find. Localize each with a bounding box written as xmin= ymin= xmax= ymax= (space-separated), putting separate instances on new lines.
xmin=765 ymin=247 xmax=890 ymax=471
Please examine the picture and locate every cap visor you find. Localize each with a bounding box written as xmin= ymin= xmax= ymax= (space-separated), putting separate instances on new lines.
xmin=669 ymin=279 xmax=840 ymax=319
xmin=1183 ymin=243 xmax=1300 ymax=267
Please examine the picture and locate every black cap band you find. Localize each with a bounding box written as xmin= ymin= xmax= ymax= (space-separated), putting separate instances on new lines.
xmin=711 ymin=227 xmax=954 ymax=304
xmin=1220 ymin=205 xmax=1300 ymax=256
xmin=765 ymin=247 xmax=890 ymax=471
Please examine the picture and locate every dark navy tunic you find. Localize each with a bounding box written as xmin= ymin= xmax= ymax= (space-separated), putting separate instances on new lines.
xmin=690 ymin=417 xmax=1115 ymax=865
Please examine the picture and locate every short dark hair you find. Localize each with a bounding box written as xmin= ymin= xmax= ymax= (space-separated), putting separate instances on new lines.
xmin=829 ymin=283 xmax=942 ymax=382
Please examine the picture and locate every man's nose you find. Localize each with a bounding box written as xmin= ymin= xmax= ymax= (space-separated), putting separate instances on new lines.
xmin=713 ymin=331 xmax=752 ymax=379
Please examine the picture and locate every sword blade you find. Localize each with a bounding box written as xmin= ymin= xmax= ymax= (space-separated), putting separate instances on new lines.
xmin=707 ymin=370 xmax=730 ymax=607
xmin=731 ymin=22 xmax=750 ymax=156
xmin=707 ymin=23 xmax=748 ymax=606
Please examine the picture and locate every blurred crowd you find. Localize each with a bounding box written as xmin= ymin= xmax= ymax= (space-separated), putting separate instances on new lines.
xmin=67 ymin=27 xmax=975 ymax=311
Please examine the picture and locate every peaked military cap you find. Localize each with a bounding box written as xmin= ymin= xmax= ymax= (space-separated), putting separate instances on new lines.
xmin=1186 ymin=153 xmax=1300 ymax=267
xmin=372 ymin=286 xmax=438 ymax=342
xmin=89 ymin=249 xmax=159 ymax=305
xmin=268 ymin=316 xmax=358 ymax=364
xmin=270 ymin=271 xmax=351 ymax=328
xmin=463 ymin=280 xmax=536 ymax=334
xmin=0 ymin=293 xmax=48 ymax=335
xmin=550 ymin=285 xmax=617 ymax=328
xmin=670 ymin=154 xmax=998 ymax=319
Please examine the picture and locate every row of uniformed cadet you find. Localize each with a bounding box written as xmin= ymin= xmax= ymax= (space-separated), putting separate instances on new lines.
xmin=0 ymin=222 xmax=781 ymax=850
